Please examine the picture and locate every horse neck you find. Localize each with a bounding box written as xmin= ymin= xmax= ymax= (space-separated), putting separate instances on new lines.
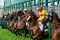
xmin=53 ymin=13 xmax=60 ymax=22
xmin=29 ymin=16 xmax=37 ymax=26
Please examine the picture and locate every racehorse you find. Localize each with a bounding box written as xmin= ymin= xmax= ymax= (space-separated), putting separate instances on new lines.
xmin=51 ymin=12 xmax=60 ymax=40
xmin=2 ymin=14 xmax=11 ymax=28
xmin=13 ymin=10 xmax=28 ymax=36
xmin=6 ymin=12 xmax=16 ymax=31
xmin=26 ymin=11 xmax=42 ymax=40
xmin=6 ymin=11 xmax=24 ymax=32
xmin=27 ymin=10 xmax=53 ymax=40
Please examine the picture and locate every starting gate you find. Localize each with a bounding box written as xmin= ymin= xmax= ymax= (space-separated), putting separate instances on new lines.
xmin=4 ymin=0 xmax=60 ymax=13
xmin=3 ymin=0 xmax=60 ymax=40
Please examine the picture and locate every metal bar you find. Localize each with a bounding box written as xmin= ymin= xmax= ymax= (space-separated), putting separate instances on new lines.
xmin=57 ymin=0 xmax=59 ymax=4
xmin=4 ymin=0 xmax=59 ymax=12
xmin=34 ymin=0 xmax=36 ymax=6
xmin=45 ymin=0 xmax=48 ymax=7
xmin=51 ymin=0 xmax=54 ymax=6
xmin=45 ymin=0 xmax=48 ymax=10
xmin=4 ymin=0 xmax=5 ymax=12
xmin=22 ymin=3 xmax=24 ymax=9
xmin=38 ymin=0 xmax=41 ymax=6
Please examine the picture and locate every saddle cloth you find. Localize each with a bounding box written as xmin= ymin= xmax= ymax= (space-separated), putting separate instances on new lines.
xmin=26 ymin=22 xmax=29 ymax=27
xmin=38 ymin=22 xmax=48 ymax=32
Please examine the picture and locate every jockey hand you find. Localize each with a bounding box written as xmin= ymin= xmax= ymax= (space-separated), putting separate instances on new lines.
xmin=37 ymin=20 xmax=40 ymax=23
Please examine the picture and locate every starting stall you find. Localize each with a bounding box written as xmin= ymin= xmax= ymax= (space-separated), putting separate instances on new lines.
xmin=3 ymin=0 xmax=60 ymax=40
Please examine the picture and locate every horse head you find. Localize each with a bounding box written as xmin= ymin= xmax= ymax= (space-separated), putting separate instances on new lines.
xmin=26 ymin=11 xmax=38 ymax=28
xmin=52 ymin=12 xmax=60 ymax=40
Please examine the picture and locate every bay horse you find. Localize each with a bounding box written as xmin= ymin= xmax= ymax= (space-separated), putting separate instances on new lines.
xmin=5 ymin=12 xmax=17 ymax=32
xmin=27 ymin=10 xmax=52 ymax=40
xmin=6 ymin=11 xmax=24 ymax=32
xmin=2 ymin=14 xmax=13 ymax=29
xmin=14 ymin=10 xmax=28 ymax=36
xmin=51 ymin=12 xmax=60 ymax=40
xmin=6 ymin=12 xmax=16 ymax=31
xmin=6 ymin=13 xmax=13 ymax=29
xmin=26 ymin=11 xmax=42 ymax=40
xmin=2 ymin=14 xmax=11 ymax=28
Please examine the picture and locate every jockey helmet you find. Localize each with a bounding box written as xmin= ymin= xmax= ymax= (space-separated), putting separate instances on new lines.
xmin=37 ymin=6 xmax=43 ymax=10
xmin=23 ymin=8 xmax=28 ymax=14
xmin=23 ymin=8 xmax=28 ymax=12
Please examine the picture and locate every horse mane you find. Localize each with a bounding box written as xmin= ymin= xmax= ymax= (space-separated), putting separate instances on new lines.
xmin=29 ymin=11 xmax=37 ymax=21
xmin=27 ymin=11 xmax=38 ymax=25
xmin=53 ymin=12 xmax=60 ymax=22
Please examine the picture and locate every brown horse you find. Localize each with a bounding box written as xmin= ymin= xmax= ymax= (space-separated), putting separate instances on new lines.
xmin=6 ymin=11 xmax=24 ymax=32
xmin=27 ymin=10 xmax=52 ymax=40
xmin=16 ymin=16 xmax=25 ymax=30
xmin=6 ymin=13 xmax=16 ymax=31
xmin=14 ymin=15 xmax=30 ymax=36
xmin=51 ymin=12 xmax=60 ymax=40
xmin=26 ymin=11 xmax=42 ymax=40
xmin=2 ymin=15 xmax=11 ymax=28
xmin=13 ymin=11 xmax=28 ymax=36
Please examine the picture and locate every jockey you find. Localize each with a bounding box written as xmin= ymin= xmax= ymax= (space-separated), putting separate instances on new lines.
xmin=23 ymin=8 xmax=29 ymax=27
xmin=23 ymin=8 xmax=28 ymax=13
xmin=23 ymin=8 xmax=28 ymax=17
xmin=37 ymin=6 xmax=47 ymax=21
xmin=37 ymin=6 xmax=48 ymax=31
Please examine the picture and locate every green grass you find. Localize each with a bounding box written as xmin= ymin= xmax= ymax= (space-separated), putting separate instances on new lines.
xmin=0 ymin=27 xmax=51 ymax=40
xmin=43 ymin=38 xmax=49 ymax=40
xmin=0 ymin=27 xmax=32 ymax=40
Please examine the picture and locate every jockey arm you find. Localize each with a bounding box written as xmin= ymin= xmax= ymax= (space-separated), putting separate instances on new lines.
xmin=38 ymin=10 xmax=47 ymax=21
